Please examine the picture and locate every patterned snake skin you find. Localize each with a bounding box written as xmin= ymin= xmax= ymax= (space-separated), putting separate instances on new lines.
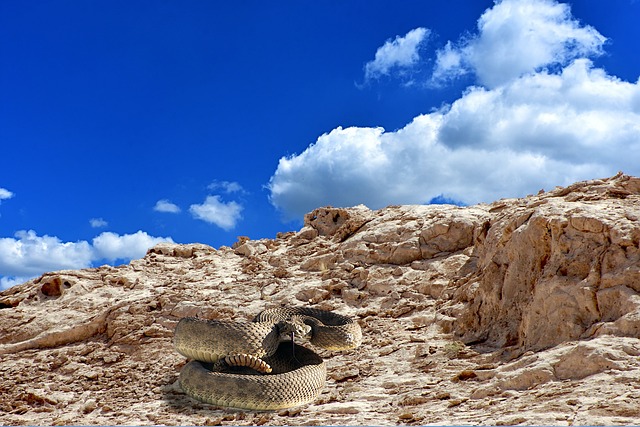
xmin=173 ymin=307 xmax=362 ymax=410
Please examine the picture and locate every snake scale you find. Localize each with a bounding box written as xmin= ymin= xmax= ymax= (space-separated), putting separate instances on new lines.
xmin=173 ymin=307 xmax=362 ymax=410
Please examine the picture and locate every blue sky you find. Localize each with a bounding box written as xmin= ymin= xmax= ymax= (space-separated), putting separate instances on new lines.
xmin=1 ymin=0 xmax=639 ymax=289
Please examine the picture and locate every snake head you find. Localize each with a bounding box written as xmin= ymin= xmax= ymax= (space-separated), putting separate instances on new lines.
xmin=277 ymin=320 xmax=312 ymax=341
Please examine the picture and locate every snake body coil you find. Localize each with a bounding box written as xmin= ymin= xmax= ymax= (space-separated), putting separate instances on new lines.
xmin=173 ymin=307 xmax=361 ymax=410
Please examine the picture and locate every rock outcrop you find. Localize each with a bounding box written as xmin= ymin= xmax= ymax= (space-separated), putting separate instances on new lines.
xmin=1 ymin=173 xmax=640 ymax=425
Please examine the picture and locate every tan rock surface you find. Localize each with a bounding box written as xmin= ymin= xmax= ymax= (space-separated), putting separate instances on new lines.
xmin=1 ymin=173 xmax=640 ymax=425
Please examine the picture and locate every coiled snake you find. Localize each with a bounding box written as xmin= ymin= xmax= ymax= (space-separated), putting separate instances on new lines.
xmin=173 ymin=307 xmax=362 ymax=410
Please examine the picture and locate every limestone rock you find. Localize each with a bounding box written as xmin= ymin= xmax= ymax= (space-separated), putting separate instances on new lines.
xmin=450 ymin=173 xmax=640 ymax=352
xmin=1 ymin=173 xmax=640 ymax=425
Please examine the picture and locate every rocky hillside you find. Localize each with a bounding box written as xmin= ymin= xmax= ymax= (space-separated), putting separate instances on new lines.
xmin=1 ymin=173 xmax=640 ymax=425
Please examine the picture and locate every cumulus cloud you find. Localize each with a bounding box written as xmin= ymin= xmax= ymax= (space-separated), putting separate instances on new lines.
xmin=268 ymin=0 xmax=640 ymax=219
xmin=89 ymin=218 xmax=108 ymax=228
xmin=364 ymin=27 xmax=430 ymax=81
xmin=0 ymin=229 xmax=174 ymax=289
xmin=432 ymin=41 xmax=466 ymax=85
xmin=432 ymin=0 xmax=606 ymax=88
xmin=154 ymin=199 xmax=181 ymax=213
xmin=0 ymin=230 xmax=94 ymax=278
xmin=92 ymin=230 xmax=174 ymax=262
xmin=0 ymin=187 xmax=13 ymax=201
xmin=189 ymin=195 xmax=243 ymax=231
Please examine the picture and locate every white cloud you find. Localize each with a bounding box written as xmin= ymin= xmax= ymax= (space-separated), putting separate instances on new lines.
xmin=268 ymin=0 xmax=640 ymax=219
xmin=0 ymin=230 xmax=94 ymax=278
xmin=432 ymin=41 xmax=465 ymax=85
xmin=432 ymin=0 xmax=606 ymax=88
xmin=0 ymin=229 xmax=174 ymax=289
xmin=154 ymin=199 xmax=181 ymax=213
xmin=0 ymin=187 xmax=13 ymax=201
xmin=364 ymin=27 xmax=430 ymax=81
xmin=189 ymin=195 xmax=243 ymax=231
xmin=89 ymin=218 xmax=108 ymax=228
xmin=92 ymin=230 xmax=173 ymax=262
xmin=207 ymin=180 xmax=244 ymax=194
xmin=189 ymin=195 xmax=242 ymax=231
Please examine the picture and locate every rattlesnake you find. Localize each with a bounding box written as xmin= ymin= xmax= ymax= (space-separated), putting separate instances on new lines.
xmin=173 ymin=307 xmax=362 ymax=410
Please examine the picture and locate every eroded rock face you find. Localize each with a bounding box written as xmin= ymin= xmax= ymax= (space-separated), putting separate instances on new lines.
xmin=451 ymin=174 xmax=640 ymax=351
xmin=1 ymin=173 xmax=639 ymax=425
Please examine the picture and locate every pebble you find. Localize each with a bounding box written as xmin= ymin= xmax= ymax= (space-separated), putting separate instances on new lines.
xmin=83 ymin=399 xmax=97 ymax=413
xmin=329 ymin=366 xmax=359 ymax=382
